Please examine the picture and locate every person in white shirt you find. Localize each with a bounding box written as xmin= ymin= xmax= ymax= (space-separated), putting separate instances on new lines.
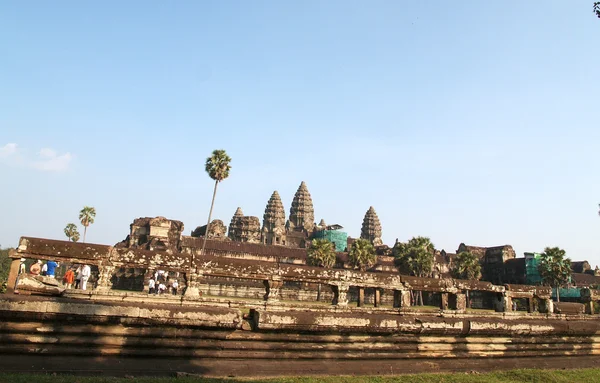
xmin=157 ymin=282 xmax=167 ymax=295
xmin=148 ymin=278 xmax=156 ymax=294
xmin=41 ymin=263 xmax=48 ymax=276
xmin=171 ymin=280 xmax=178 ymax=295
xmin=81 ymin=264 xmax=91 ymax=290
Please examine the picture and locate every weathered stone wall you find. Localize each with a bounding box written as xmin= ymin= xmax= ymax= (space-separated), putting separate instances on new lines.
xmin=1 ymin=295 xmax=600 ymax=377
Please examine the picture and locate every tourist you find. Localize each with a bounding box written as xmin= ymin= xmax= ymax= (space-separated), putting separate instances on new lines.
xmin=46 ymin=260 xmax=59 ymax=278
xmin=171 ymin=279 xmax=178 ymax=295
xmin=157 ymin=270 xmax=166 ymax=282
xmin=74 ymin=265 xmax=82 ymax=289
xmin=40 ymin=262 xmax=48 ymax=276
xmin=63 ymin=268 xmax=75 ymax=289
xmin=81 ymin=264 xmax=91 ymax=290
xmin=14 ymin=258 xmax=26 ymax=290
xmin=157 ymin=281 xmax=167 ymax=295
xmin=148 ymin=277 xmax=156 ymax=295
xmin=30 ymin=260 xmax=42 ymax=275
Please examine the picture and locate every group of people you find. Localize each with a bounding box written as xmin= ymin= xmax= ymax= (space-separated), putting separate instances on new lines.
xmin=24 ymin=259 xmax=92 ymax=290
xmin=148 ymin=269 xmax=179 ymax=295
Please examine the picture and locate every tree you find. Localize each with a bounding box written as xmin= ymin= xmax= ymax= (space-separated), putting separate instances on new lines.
xmin=348 ymin=238 xmax=377 ymax=271
xmin=393 ymin=236 xmax=435 ymax=305
xmin=0 ymin=247 xmax=12 ymax=294
xmin=307 ymin=239 xmax=336 ymax=268
xmin=199 ymin=150 xmax=232 ymax=258
xmin=451 ymin=251 xmax=482 ymax=280
xmin=594 ymin=2 xmax=600 ymax=18
xmin=79 ymin=206 xmax=96 ymax=243
xmin=538 ymin=247 xmax=571 ymax=302
xmin=64 ymin=223 xmax=80 ymax=242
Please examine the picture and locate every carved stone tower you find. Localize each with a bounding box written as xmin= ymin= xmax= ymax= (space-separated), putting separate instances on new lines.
xmin=228 ymin=207 xmax=244 ymax=240
xmin=360 ymin=206 xmax=383 ymax=246
xmin=287 ymin=181 xmax=315 ymax=232
xmin=228 ymin=207 xmax=261 ymax=243
xmin=262 ymin=191 xmax=286 ymax=245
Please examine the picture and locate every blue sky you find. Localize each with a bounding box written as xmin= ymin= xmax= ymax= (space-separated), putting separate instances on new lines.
xmin=1 ymin=1 xmax=599 ymax=265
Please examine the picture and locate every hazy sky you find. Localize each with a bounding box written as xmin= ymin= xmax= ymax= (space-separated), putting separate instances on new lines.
xmin=1 ymin=1 xmax=599 ymax=265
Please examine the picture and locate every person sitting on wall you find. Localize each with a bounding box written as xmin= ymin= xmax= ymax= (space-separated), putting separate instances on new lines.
xmin=46 ymin=260 xmax=59 ymax=278
xmin=148 ymin=277 xmax=156 ymax=295
xmin=30 ymin=260 xmax=42 ymax=275
xmin=63 ymin=267 xmax=75 ymax=289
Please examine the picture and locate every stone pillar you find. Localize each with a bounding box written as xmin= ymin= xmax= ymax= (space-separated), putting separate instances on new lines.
xmin=502 ymin=295 xmax=513 ymax=312
xmin=357 ymin=287 xmax=365 ymax=307
xmin=374 ymin=288 xmax=381 ymax=308
xmin=6 ymin=257 xmax=21 ymax=294
xmin=527 ymin=298 xmax=535 ymax=313
xmin=455 ymin=293 xmax=467 ymax=311
xmin=184 ymin=272 xmax=202 ymax=299
xmin=263 ymin=279 xmax=283 ymax=302
xmin=393 ymin=289 xmax=411 ymax=308
xmin=440 ymin=293 xmax=449 ymax=310
xmin=331 ymin=283 xmax=349 ymax=306
xmin=95 ymin=264 xmax=115 ymax=292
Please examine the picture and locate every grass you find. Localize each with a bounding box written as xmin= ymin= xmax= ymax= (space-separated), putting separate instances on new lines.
xmin=1 ymin=369 xmax=599 ymax=383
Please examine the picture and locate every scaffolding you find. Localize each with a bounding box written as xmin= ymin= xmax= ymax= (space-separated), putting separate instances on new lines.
xmin=312 ymin=226 xmax=348 ymax=252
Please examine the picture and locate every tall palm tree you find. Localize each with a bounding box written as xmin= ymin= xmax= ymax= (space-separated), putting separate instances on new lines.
xmin=199 ymin=150 xmax=232 ymax=258
xmin=348 ymin=238 xmax=377 ymax=271
xmin=64 ymin=223 xmax=80 ymax=242
xmin=393 ymin=236 xmax=435 ymax=305
xmin=538 ymin=246 xmax=571 ymax=302
xmin=451 ymin=251 xmax=481 ymax=280
xmin=307 ymin=239 xmax=336 ymax=268
xmin=78 ymin=206 xmax=96 ymax=243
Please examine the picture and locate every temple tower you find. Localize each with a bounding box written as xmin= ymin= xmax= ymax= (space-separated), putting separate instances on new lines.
xmin=228 ymin=207 xmax=244 ymax=240
xmin=287 ymin=181 xmax=315 ymax=232
xmin=360 ymin=206 xmax=383 ymax=246
xmin=262 ymin=191 xmax=286 ymax=245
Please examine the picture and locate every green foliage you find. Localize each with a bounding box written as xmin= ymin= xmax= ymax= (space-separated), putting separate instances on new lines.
xmin=79 ymin=206 xmax=97 ymax=243
xmin=538 ymin=246 xmax=571 ymax=302
xmin=348 ymin=238 xmax=377 ymax=271
xmin=64 ymin=223 xmax=80 ymax=242
xmin=451 ymin=251 xmax=482 ymax=280
xmin=205 ymin=149 xmax=232 ymax=182
xmin=0 ymin=248 xmax=12 ymax=294
xmin=595 ymin=2 xmax=600 ymax=18
xmin=307 ymin=239 xmax=336 ymax=268
xmin=79 ymin=206 xmax=96 ymax=227
xmin=393 ymin=236 xmax=435 ymax=278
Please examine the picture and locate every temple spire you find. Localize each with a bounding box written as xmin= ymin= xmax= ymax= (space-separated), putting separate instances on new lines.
xmin=262 ymin=191 xmax=286 ymax=245
xmin=288 ymin=181 xmax=315 ymax=232
xmin=360 ymin=206 xmax=383 ymax=246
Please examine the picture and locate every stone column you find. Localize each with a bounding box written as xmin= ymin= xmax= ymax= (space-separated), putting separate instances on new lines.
xmin=95 ymin=264 xmax=115 ymax=292
xmin=502 ymin=295 xmax=513 ymax=313
xmin=393 ymin=289 xmax=411 ymax=308
xmin=331 ymin=283 xmax=349 ymax=306
xmin=527 ymin=298 xmax=535 ymax=313
xmin=455 ymin=293 xmax=467 ymax=312
xmin=6 ymin=257 xmax=21 ymax=294
xmin=183 ymin=272 xmax=202 ymax=299
xmin=440 ymin=293 xmax=449 ymax=310
xmin=374 ymin=288 xmax=381 ymax=308
xmin=263 ymin=279 xmax=283 ymax=302
xmin=357 ymin=287 xmax=365 ymax=307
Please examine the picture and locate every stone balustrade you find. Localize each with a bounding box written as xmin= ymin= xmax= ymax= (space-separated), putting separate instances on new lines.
xmin=6 ymin=237 xmax=566 ymax=313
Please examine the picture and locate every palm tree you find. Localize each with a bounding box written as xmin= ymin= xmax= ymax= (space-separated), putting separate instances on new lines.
xmin=307 ymin=239 xmax=336 ymax=268
xmin=64 ymin=223 xmax=80 ymax=242
xmin=451 ymin=251 xmax=481 ymax=280
xmin=451 ymin=250 xmax=481 ymax=308
xmin=538 ymin=247 xmax=571 ymax=302
xmin=393 ymin=236 xmax=435 ymax=305
xmin=348 ymin=238 xmax=377 ymax=271
xmin=199 ymin=150 xmax=232 ymax=258
xmin=78 ymin=206 xmax=96 ymax=243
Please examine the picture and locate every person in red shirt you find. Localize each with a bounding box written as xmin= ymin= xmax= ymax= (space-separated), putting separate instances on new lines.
xmin=63 ymin=268 xmax=75 ymax=289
